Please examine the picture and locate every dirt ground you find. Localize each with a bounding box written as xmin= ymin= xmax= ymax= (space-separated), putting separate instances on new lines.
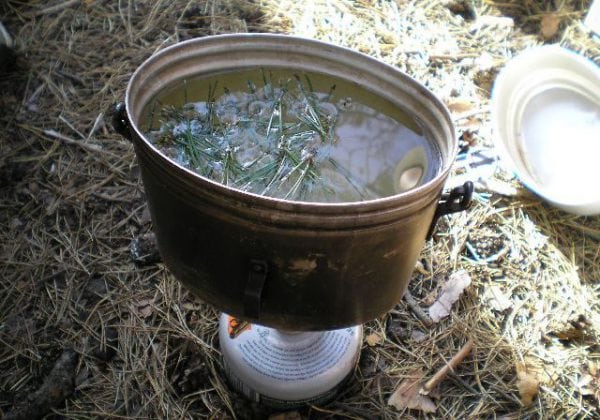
xmin=1 ymin=1 xmax=599 ymax=419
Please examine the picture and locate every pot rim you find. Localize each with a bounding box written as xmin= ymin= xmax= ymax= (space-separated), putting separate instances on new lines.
xmin=125 ymin=33 xmax=457 ymax=212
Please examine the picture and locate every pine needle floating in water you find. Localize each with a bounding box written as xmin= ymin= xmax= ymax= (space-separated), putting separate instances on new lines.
xmin=146 ymin=71 xmax=381 ymax=202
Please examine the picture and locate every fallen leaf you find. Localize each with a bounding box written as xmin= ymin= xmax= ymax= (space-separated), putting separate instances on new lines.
xmin=516 ymin=362 xmax=539 ymax=406
xmin=388 ymin=368 xmax=436 ymax=413
xmin=182 ymin=302 xmax=203 ymax=311
xmin=576 ymin=362 xmax=600 ymax=403
xmin=469 ymin=15 xmax=514 ymax=33
xmin=135 ymin=299 xmax=154 ymax=318
xmin=422 ymin=287 xmax=439 ymax=307
xmin=551 ymin=314 xmax=590 ymax=341
xmin=459 ymin=129 xmax=477 ymax=146
xmin=522 ymin=356 xmax=558 ymax=386
xmin=482 ymin=285 xmax=512 ymax=312
xmin=428 ymin=271 xmax=472 ymax=323
xmin=366 ymin=332 xmax=383 ymax=346
xmin=410 ymin=330 xmax=427 ymax=343
xmin=540 ymin=14 xmax=561 ymax=40
xmin=446 ymin=98 xmax=474 ymax=114
xmin=577 ymin=374 xmax=594 ymax=394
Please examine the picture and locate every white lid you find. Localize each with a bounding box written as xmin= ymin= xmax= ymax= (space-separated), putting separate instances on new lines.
xmin=491 ymin=45 xmax=600 ymax=215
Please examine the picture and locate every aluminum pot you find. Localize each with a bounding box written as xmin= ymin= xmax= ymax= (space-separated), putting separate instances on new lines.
xmin=114 ymin=34 xmax=471 ymax=331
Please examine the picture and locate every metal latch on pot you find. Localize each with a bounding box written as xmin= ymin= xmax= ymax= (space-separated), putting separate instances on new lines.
xmin=112 ymin=102 xmax=132 ymax=141
xmin=427 ymin=181 xmax=474 ymax=239
xmin=243 ymin=259 xmax=268 ymax=320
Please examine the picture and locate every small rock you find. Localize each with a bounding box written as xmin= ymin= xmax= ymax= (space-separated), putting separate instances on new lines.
xmin=130 ymin=232 xmax=161 ymax=265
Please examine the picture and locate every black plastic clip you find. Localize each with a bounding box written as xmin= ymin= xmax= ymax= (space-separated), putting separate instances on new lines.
xmin=243 ymin=259 xmax=268 ymax=320
xmin=427 ymin=181 xmax=474 ymax=239
xmin=111 ymin=102 xmax=132 ymax=141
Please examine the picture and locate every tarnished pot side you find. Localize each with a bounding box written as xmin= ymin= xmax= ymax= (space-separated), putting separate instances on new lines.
xmin=122 ymin=34 xmax=458 ymax=331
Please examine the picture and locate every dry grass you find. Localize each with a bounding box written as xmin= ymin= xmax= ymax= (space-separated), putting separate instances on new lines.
xmin=0 ymin=0 xmax=599 ymax=419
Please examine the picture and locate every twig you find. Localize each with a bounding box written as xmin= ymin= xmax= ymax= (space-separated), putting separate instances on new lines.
xmin=561 ymin=222 xmax=600 ymax=241
xmin=18 ymin=124 xmax=113 ymax=156
xmin=59 ymin=115 xmax=86 ymax=140
xmin=27 ymin=0 xmax=80 ymax=17
xmin=56 ymin=69 xmax=85 ymax=86
xmin=420 ymin=340 xmax=474 ymax=395
xmin=92 ymin=191 xmax=131 ymax=203
xmin=428 ymin=53 xmax=478 ymax=61
xmin=5 ymin=349 xmax=79 ymax=420
xmin=43 ymin=129 xmax=104 ymax=153
xmin=87 ymin=112 xmax=105 ymax=140
xmin=403 ymin=290 xmax=433 ymax=327
xmin=23 ymin=84 xmax=44 ymax=110
xmin=452 ymin=107 xmax=490 ymax=121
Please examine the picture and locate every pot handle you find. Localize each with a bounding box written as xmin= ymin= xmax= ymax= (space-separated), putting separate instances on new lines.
xmin=427 ymin=181 xmax=473 ymax=239
xmin=112 ymin=102 xmax=133 ymax=141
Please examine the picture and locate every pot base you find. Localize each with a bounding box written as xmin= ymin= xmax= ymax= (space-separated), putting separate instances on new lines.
xmin=219 ymin=313 xmax=362 ymax=408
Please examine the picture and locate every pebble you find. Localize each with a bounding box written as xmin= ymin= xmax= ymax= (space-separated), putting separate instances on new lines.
xmin=130 ymin=232 xmax=161 ymax=265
